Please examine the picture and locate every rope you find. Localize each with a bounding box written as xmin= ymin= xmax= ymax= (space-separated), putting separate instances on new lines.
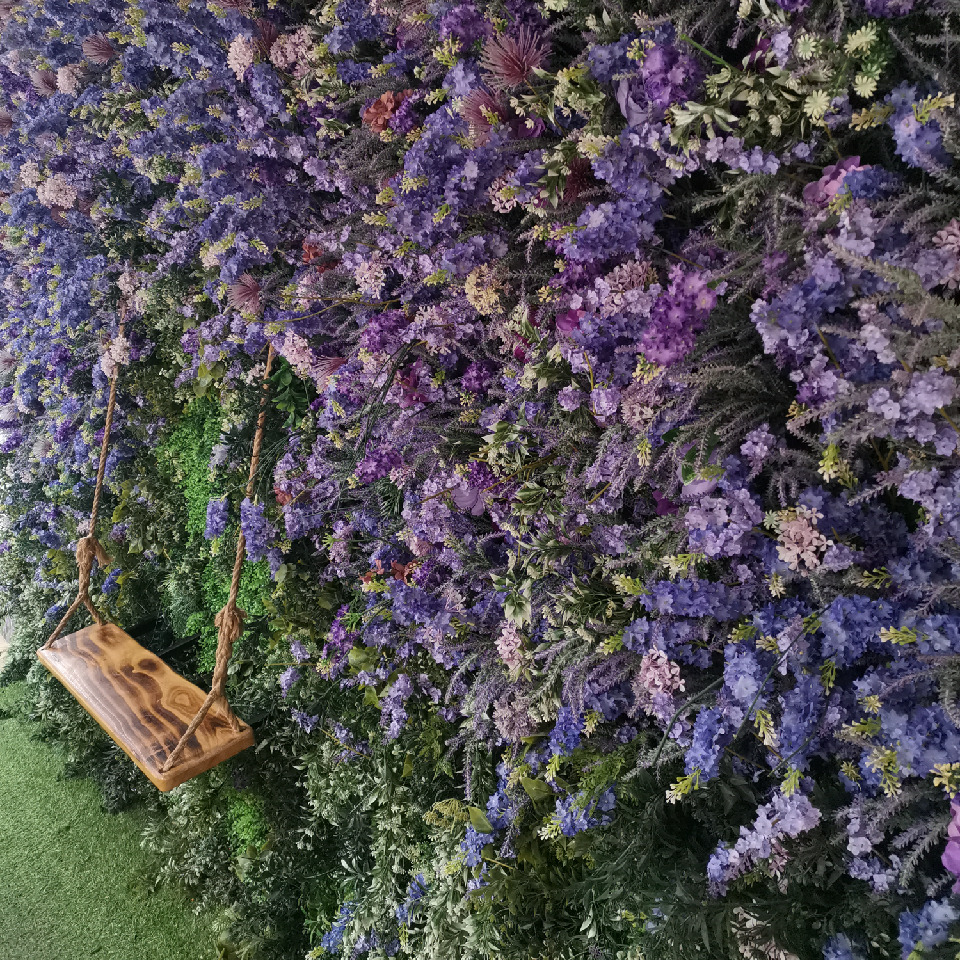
xmin=43 ymin=338 xmax=120 ymax=650
xmin=161 ymin=344 xmax=275 ymax=773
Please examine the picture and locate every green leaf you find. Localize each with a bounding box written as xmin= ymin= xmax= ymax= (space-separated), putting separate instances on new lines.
xmin=348 ymin=646 xmax=376 ymax=670
xmin=521 ymin=777 xmax=554 ymax=803
xmin=468 ymin=806 xmax=494 ymax=833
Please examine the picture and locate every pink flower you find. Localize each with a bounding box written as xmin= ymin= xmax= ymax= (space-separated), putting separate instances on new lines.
xmin=933 ymin=219 xmax=960 ymax=289
xmin=36 ymin=174 xmax=78 ymax=209
xmin=555 ymin=308 xmax=583 ymax=336
xmin=480 ymin=27 xmax=548 ymax=91
xmin=459 ymin=89 xmax=508 ymax=145
xmin=362 ymin=89 xmax=413 ymax=133
xmin=632 ymin=650 xmax=685 ymax=719
xmin=227 ymin=36 xmax=256 ymax=81
xmin=56 ymin=63 xmax=86 ymax=96
xmin=269 ymin=25 xmax=312 ymax=72
xmin=227 ymin=273 xmax=262 ymax=314
xmin=30 ymin=69 xmax=58 ymax=97
xmin=776 ymin=507 xmax=831 ymax=571
xmin=81 ymin=34 xmax=116 ymax=65
xmin=803 ymin=156 xmax=865 ymax=206
xmin=496 ymin=621 xmax=525 ymax=671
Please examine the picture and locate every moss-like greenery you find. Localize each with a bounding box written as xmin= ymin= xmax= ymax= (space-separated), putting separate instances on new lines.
xmin=156 ymin=397 xmax=222 ymax=540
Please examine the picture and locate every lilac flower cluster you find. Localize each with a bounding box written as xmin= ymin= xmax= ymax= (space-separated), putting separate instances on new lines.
xmin=707 ymin=792 xmax=822 ymax=895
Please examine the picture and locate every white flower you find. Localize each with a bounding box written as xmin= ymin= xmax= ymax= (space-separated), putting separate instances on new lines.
xmin=36 ymin=173 xmax=78 ymax=209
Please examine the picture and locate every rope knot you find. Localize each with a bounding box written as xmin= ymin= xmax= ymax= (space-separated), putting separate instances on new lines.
xmin=214 ymin=602 xmax=246 ymax=646
xmin=75 ymin=534 xmax=112 ymax=576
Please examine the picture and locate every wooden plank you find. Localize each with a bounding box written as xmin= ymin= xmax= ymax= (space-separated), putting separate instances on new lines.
xmin=38 ymin=623 xmax=254 ymax=792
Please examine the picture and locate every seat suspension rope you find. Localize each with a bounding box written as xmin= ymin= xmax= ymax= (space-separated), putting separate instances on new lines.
xmin=42 ymin=324 xmax=125 ymax=651
xmin=161 ymin=343 xmax=275 ymax=774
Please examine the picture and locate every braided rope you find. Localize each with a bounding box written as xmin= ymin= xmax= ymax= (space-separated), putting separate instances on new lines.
xmin=161 ymin=344 xmax=275 ymax=773
xmin=43 ymin=340 xmax=120 ymax=649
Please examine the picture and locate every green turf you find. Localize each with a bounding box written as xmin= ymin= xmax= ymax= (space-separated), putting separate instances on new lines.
xmin=0 ymin=683 xmax=216 ymax=959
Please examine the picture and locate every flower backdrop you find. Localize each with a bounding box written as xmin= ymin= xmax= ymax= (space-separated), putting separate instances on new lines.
xmin=0 ymin=0 xmax=959 ymax=955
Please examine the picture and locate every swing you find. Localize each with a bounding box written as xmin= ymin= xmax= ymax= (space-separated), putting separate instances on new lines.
xmin=38 ymin=334 xmax=276 ymax=792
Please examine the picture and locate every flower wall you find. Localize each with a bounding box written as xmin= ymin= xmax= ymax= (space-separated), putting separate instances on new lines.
xmin=0 ymin=0 xmax=959 ymax=956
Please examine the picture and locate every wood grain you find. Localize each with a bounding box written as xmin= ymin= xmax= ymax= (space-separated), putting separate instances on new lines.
xmin=38 ymin=623 xmax=254 ymax=792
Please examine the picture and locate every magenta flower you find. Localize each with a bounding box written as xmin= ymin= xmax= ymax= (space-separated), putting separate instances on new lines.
xmin=943 ymin=799 xmax=960 ymax=893
xmin=555 ymin=308 xmax=583 ymax=336
xmin=480 ymin=28 xmax=548 ymax=91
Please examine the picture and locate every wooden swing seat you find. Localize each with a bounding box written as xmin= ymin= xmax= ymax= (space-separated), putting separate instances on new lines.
xmin=38 ymin=623 xmax=254 ymax=792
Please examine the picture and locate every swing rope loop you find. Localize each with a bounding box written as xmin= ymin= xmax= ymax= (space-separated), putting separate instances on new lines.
xmin=43 ymin=327 xmax=121 ymax=650
xmin=160 ymin=343 xmax=275 ymax=774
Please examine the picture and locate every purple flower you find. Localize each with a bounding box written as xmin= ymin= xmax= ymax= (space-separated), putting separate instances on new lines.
xmin=291 ymin=708 xmax=319 ymax=733
xmin=279 ymin=666 xmax=301 ymax=697
xmin=460 ymin=825 xmax=492 ymax=866
xmin=558 ymin=386 xmax=584 ymax=412
xmin=640 ymin=266 xmax=717 ymax=366
xmin=707 ymin=792 xmax=821 ymax=895
xmin=320 ymin=902 xmax=355 ymax=952
xmin=240 ymin=498 xmax=277 ymax=562
xmin=438 ymin=3 xmax=490 ymax=46
xmin=549 ymin=707 xmax=584 ymax=757
xmin=899 ymin=899 xmax=959 ymax=958
xmin=555 ymin=787 xmax=616 ymax=837
xmin=740 ymin=424 xmax=776 ymax=473
xmin=943 ymin=799 xmax=960 ymax=893
xmin=205 ymin=498 xmax=229 ymax=540
xmin=590 ymin=386 xmax=620 ymax=419
xmin=823 ymin=935 xmax=867 ymax=960
xmin=290 ymin=638 xmax=311 ymax=662
xmin=356 ymin=445 xmax=402 ymax=484
xmin=396 ymin=873 xmax=429 ymax=923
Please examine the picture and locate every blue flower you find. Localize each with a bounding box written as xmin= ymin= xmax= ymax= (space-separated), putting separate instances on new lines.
xmin=898 ymin=899 xmax=959 ymax=958
xmin=204 ymin=497 xmax=228 ymax=540
xmin=240 ymin=498 xmax=277 ymax=562
xmin=549 ymin=707 xmax=584 ymax=757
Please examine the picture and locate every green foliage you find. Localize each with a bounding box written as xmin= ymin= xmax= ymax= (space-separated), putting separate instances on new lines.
xmin=156 ymin=398 xmax=223 ymax=540
xmin=226 ymin=792 xmax=271 ymax=857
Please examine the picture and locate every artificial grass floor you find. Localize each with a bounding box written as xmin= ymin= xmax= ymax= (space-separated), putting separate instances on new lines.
xmin=0 ymin=683 xmax=216 ymax=960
